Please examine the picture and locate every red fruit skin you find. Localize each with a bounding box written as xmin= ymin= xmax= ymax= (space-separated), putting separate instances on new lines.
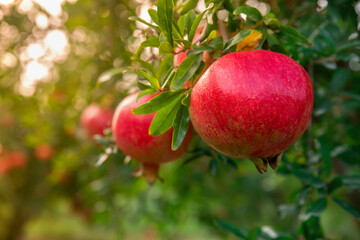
xmin=35 ymin=144 xmax=54 ymax=161
xmin=10 ymin=152 xmax=28 ymax=168
xmin=189 ymin=50 xmax=313 ymax=159
xmin=112 ymin=92 xmax=193 ymax=165
xmin=80 ymin=104 xmax=113 ymax=136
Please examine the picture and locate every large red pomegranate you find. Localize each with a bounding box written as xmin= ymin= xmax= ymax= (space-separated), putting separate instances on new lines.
xmin=189 ymin=50 xmax=313 ymax=173
xmin=80 ymin=104 xmax=113 ymax=137
xmin=112 ymin=92 xmax=193 ymax=183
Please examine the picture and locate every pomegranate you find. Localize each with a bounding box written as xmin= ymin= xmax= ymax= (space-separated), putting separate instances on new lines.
xmin=112 ymin=92 xmax=193 ymax=183
xmin=189 ymin=50 xmax=313 ymax=173
xmin=80 ymin=104 xmax=113 ymax=137
xmin=34 ymin=144 xmax=54 ymax=161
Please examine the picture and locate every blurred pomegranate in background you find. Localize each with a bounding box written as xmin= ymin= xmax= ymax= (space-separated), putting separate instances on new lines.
xmin=80 ymin=104 xmax=113 ymax=137
xmin=35 ymin=144 xmax=55 ymax=161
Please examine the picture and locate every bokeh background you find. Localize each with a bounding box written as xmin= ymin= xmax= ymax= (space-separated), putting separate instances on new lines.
xmin=0 ymin=0 xmax=359 ymax=239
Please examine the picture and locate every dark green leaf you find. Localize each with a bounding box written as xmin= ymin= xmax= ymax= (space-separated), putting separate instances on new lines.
xmin=157 ymin=54 xmax=174 ymax=79
xmin=247 ymin=227 xmax=262 ymax=240
xmin=149 ymin=94 xmax=185 ymax=136
xmin=171 ymin=54 xmax=203 ymax=90
xmin=330 ymin=69 xmax=349 ymax=90
xmin=136 ymin=69 xmax=160 ymax=90
xmin=306 ymin=198 xmax=327 ymax=217
xmin=223 ymin=29 xmax=252 ymax=51
xmin=297 ymin=187 xmax=311 ymax=205
xmin=327 ymin=177 xmax=343 ymax=194
xmin=128 ymin=16 xmax=160 ymax=31
xmin=157 ymin=0 xmax=174 ymax=47
xmin=311 ymin=177 xmax=326 ymax=189
xmin=233 ymin=6 xmax=262 ymax=22
xmin=148 ymin=9 xmax=159 ymax=25
xmin=97 ymin=67 xmax=127 ymax=84
xmin=341 ymin=175 xmax=360 ymax=189
xmin=132 ymin=90 xmax=183 ymax=115
xmin=337 ymin=40 xmax=360 ymax=52
xmin=141 ymin=37 xmax=160 ymax=48
xmin=280 ymin=25 xmax=311 ymax=46
xmin=333 ymin=198 xmax=360 ymax=220
xmin=172 ymin=105 xmax=190 ymax=150
xmin=319 ymin=138 xmax=332 ymax=177
xmin=215 ymin=219 xmax=247 ymax=239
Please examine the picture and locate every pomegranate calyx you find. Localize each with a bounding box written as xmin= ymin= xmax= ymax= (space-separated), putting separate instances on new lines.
xmin=251 ymin=157 xmax=268 ymax=174
xmin=251 ymin=152 xmax=284 ymax=174
xmin=142 ymin=163 xmax=162 ymax=185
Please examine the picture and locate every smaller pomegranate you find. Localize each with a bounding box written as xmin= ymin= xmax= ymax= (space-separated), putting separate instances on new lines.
xmin=112 ymin=92 xmax=193 ymax=183
xmin=34 ymin=144 xmax=54 ymax=161
xmin=0 ymin=151 xmax=28 ymax=174
xmin=80 ymin=104 xmax=113 ymax=137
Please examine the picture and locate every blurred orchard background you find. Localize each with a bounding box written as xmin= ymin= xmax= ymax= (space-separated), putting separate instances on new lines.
xmin=0 ymin=0 xmax=359 ymax=239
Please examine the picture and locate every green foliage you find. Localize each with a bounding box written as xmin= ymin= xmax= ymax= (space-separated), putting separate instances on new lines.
xmin=0 ymin=0 xmax=359 ymax=239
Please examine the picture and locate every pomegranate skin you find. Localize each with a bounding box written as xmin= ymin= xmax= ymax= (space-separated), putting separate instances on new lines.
xmin=189 ymin=50 xmax=313 ymax=164
xmin=80 ymin=104 xmax=113 ymax=136
xmin=112 ymin=92 xmax=193 ymax=166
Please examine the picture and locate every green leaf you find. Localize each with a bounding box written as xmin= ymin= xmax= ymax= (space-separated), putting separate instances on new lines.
xmin=157 ymin=54 xmax=174 ymax=79
xmin=233 ymin=6 xmax=262 ymax=22
xmin=159 ymin=42 xmax=174 ymax=54
xmin=132 ymin=90 xmax=183 ymax=115
xmin=185 ymin=11 xmax=196 ymax=38
xmin=149 ymin=94 xmax=185 ymax=136
xmin=161 ymin=67 xmax=176 ymax=89
xmin=157 ymin=0 xmax=174 ymax=47
xmin=128 ymin=16 xmax=160 ymax=31
xmin=223 ymin=29 xmax=252 ymax=51
xmin=180 ymin=0 xmax=198 ymax=15
xmin=181 ymin=88 xmax=192 ymax=106
xmin=341 ymin=175 xmax=360 ymax=189
xmin=264 ymin=18 xmax=280 ymax=30
xmin=141 ymin=37 xmax=160 ymax=48
xmin=172 ymin=20 xmax=184 ymax=40
xmin=337 ymin=40 xmax=360 ymax=52
xmin=327 ymin=177 xmax=343 ymax=194
xmin=187 ymin=45 xmax=214 ymax=56
xmin=306 ymin=198 xmax=327 ymax=217
xmin=171 ymin=54 xmax=203 ymax=90
xmin=280 ymin=24 xmax=311 ymax=46
xmin=175 ymin=39 xmax=192 ymax=49
xmin=148 ymin=9 xmax=159 ymax=25
xmin=330 ymin=69 xmax=349 ymax=90
xmin=215 ymin=219 xmax=247 ymax=239
xmin=333 ymin=198 xmax=360 ymax=220
xmin=135 ymin=58 xmax=156 ymax=76
xmin=136 ymin=69 xmax=160 ymax=90
xmin=172 ymin=105 xmax=190 ymax=150
xmin=136 ymin=88 xmax=158 ymax=101
xmin=178 ymin=15 xmax=186 ymax=35
xmin=97 ymin=67 xmax=127 ymax=84
xmin=319 ymin=138 xmax=332 ymax=177
xmin=188 ymin=4 xmax=213 ymax=42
